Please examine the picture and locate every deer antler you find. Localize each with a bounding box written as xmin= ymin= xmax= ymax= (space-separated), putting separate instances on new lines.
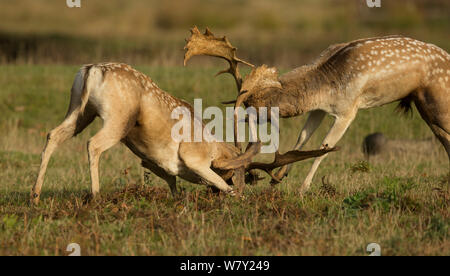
xmin=184 ymin=26 xmax=255 ymax=151
xmin=248 ymin=146 xmax=339 ymax=184
xmin=213 ymin=143 xmax=339 ymax=185
xmin=212 ymin=142 xmax=261 ymax=170
xmin=184 ymin=26 xmax=254 ymax=93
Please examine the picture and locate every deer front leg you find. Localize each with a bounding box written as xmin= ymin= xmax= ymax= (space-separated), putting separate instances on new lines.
xmin=191 ymin=165 xmax=236 ymax=196
xmin=179 ymin=144 xmax=235 ymax=196
xmin=300 ymin=111 xmax=356 ymax=193
xmin=272 ymin=110 xmax=326 ymax=182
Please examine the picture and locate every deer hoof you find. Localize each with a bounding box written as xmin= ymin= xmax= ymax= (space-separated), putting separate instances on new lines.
xmin=226 ymin=188 xmax=237 ymax=197
xmin=30 ymin=193 xmax=40 ymax=205
xmin=270 ymin=175 xmax=283 ymax=185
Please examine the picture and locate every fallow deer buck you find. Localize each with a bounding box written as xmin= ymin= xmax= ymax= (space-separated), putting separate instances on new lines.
xmin=184 ymin=27 xmax=450 ymax=192
xmin=31 ymin=62 xmax=335 ymax=204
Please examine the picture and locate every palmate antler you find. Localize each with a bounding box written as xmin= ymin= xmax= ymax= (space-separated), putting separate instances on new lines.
xmin=248 ymin=146 xmax=339 ymax=184
xmin=212 ymin=142 xmax=339 ymax=185
xmin=184 ymin=26 xmax=254 ymax=92
xmin=212 ymin=142 xmax=260 ymax=189
xmin=184 ymin=27 xmax=255 ymax=150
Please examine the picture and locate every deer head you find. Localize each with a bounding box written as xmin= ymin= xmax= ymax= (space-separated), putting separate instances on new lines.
xmin=235 ymin=65 xmax=282 ymax=113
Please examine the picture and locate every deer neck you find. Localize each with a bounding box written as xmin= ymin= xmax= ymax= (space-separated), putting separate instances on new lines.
xmin=244 ymin=67 xmax=332 ymax=118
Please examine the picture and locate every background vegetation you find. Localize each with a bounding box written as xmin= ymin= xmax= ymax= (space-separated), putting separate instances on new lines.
xmin=0 ymin=0 xmax=448 ymax=255
xmin=0 ymin=0 xmax=449 ymax=67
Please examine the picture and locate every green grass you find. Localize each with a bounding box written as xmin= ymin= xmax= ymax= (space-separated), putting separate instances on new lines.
xmin=0 ymin=65 xmax=448 ymax=255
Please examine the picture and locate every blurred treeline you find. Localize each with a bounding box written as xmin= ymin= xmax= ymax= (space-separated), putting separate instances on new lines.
xmin=0 ymin=0 xmax=449 ymax=67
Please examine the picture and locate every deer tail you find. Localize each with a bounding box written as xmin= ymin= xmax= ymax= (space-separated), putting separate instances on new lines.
xmin=396 ymin=94 xmax=413 ymax=115
xmin=79 ymin=65 xmax=103 ymax=114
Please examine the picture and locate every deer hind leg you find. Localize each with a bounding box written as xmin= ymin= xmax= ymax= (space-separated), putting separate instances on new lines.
xmin=413 ymin=91 xmax=450 ymax=168
xmin=87 ymin=112 xmax=136 ymax=196
xmin=300 ymin=111 xmax=356 ymax=193
xmin=273 ymin=110 xmax=326 ymax=182
xmin=429 ymin=125 xmax=450 ymax=162
xmin=31 ymin=107 xmax=96 ymax=204
xmin=142 ymin=160 xmax=178 ymax=196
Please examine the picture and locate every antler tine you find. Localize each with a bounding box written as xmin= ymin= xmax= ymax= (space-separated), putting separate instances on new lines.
xmin=184 ymin=26 xmax=254 ymax=92
xmin=248 ymin=147 xmax=340 ymax=184
xmin=204 ymin=27 xmax=213 ymax=36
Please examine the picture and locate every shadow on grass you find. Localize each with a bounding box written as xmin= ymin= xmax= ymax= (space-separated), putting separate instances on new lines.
xmin=0 ymin=183 xmax=224 ymax=209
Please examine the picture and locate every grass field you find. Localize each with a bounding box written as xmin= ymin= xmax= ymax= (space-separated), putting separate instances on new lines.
xmin=0 ymin=64 xmax=448 ymax=255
